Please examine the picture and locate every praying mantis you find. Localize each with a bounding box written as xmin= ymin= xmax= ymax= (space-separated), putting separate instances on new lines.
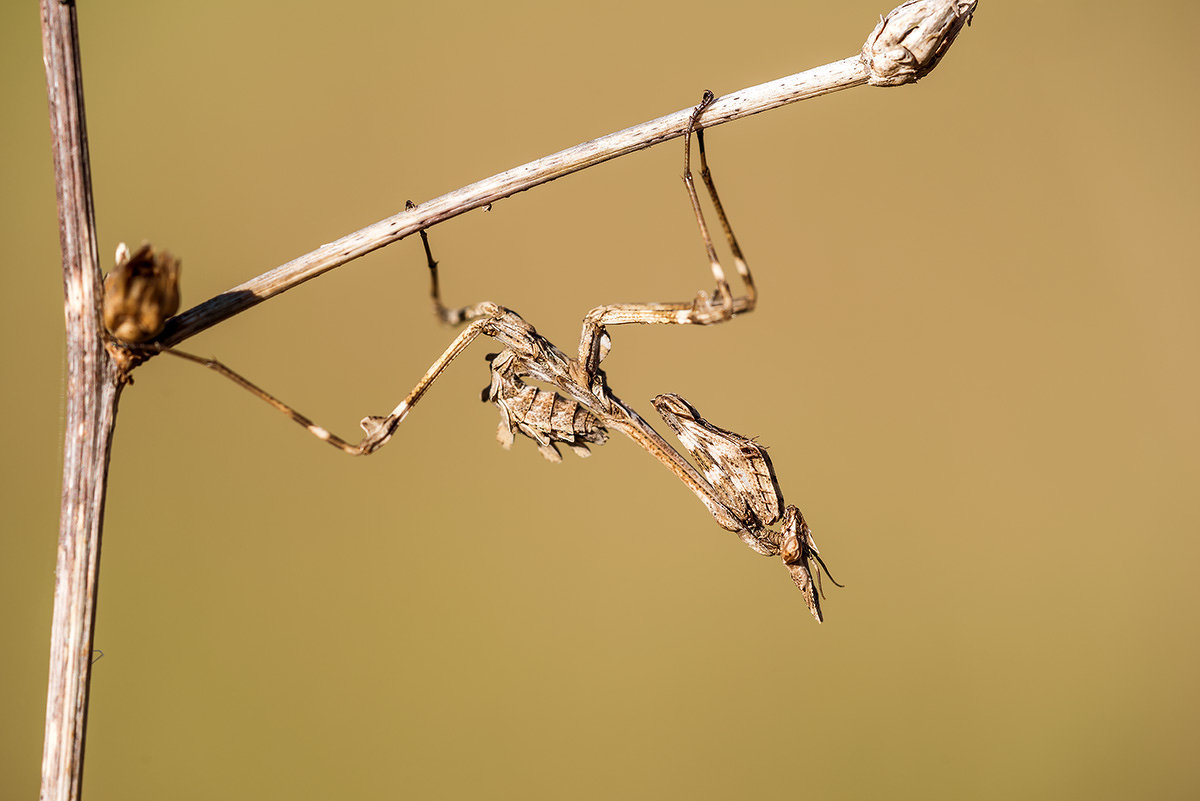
xmin=107 ymin=91 xmax=838 ymax=621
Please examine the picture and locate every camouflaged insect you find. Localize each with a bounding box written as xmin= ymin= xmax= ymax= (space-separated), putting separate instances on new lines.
xmin=158 ymin=92 xmax=837 ymax=620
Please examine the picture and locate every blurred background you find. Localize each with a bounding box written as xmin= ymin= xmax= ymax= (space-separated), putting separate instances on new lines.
xmin=3 ymin=1 xmax=1198 ymax=799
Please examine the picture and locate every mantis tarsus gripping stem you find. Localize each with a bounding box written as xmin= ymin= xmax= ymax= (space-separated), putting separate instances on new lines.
xmin=127 ymin=91 xmax=835 ymax=620
xmin=682 ymin=89 xmax=756 ymax=316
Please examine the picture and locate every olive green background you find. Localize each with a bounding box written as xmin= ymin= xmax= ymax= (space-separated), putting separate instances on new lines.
xmin=3 ymin=1 xmax=1198 ymax=799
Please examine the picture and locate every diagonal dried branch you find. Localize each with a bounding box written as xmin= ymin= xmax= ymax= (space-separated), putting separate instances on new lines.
xmin=158 ymin=0 xmax=976 ymax=349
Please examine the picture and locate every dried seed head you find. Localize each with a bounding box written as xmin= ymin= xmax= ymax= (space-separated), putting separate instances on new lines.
xmin=102 ymin=242 xmax=181 ymax=343
xmin=862 ymin=0 xmax=977 ymax=87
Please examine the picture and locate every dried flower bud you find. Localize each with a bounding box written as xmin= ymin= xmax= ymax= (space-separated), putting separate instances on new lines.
xmin=102 ymin=242 xmax=181 ymax=343
xmin=862 ymin=0 xmax=977 ymax=87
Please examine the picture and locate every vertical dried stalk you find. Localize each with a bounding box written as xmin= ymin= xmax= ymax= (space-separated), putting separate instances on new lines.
xmin=40 ymin=2 xmax=122 ymax=800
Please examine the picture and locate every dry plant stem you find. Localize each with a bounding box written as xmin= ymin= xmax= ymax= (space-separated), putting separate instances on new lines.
xmin=158 ymin=56 xmax=870 ymax=347
xmin=40 ymin=2 xmax=122 ymax=801
xmin=161 ymin=0 xmax=976 ymax=348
